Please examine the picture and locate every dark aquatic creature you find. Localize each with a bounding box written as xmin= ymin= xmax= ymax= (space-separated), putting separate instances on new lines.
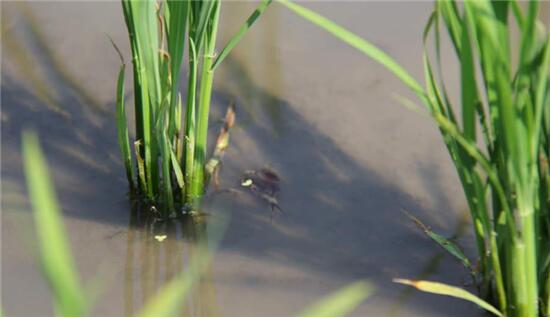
xmin=240 ymin=168 xmax=283 ymax=217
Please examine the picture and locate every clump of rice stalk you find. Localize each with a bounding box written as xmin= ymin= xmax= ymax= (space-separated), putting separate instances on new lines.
xmin=277 ymin=0 xmax=550 ymax=316
xmin=115 ymin=0 xmax=272 ymax=217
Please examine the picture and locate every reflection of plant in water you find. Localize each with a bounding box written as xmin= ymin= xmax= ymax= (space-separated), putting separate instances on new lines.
xmin=124 ymin=207 xmax=218 ymax=317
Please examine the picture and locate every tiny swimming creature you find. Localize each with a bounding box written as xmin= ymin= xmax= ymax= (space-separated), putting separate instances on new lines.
xmin=240 ymin=167 xmax=283 ymax=218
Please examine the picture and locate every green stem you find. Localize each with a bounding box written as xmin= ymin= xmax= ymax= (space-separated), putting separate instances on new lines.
xmin=518 ymin=202 xmax=538 ymax=317
xmin=161 ymin=131 xmax=175 ymax=216
xmin=184 ymin=38 xmax=198 ymax=204
xmin=189 ymin=1 xmax=220 ymax=206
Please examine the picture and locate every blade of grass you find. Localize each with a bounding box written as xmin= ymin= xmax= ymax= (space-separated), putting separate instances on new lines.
xmin=166 ymin=0 xmax=189 ymax=145
xmin=114 ymin=62 xmax=135 ymax=189
xmin=211 ymin=0 xmax=273 ymax=71
xmin=404 ymin=210 xmax=472 ymax=270
xmin=437 ymin=0 xmax=462 ymax=54
xmin=110 ymin=34 xmax=135 ymax=192
xmin=170 ymin=146 xmax=184 ymax=190
xmin=295 ymin=281 xmax=373 ymax=317
xmin=394 ymin=279 xmax=502 ymax=316
xmin=184 ymin=37 xmax=198 ymax=202
xmin=134 ymin=140 xmax=147 ymax=192
xmin=190 ymin=0 xmax=221 ymax=204
xmin=22 ymin=131 xmax=87 ymax=317
xmin=276 ymin=0 xmax=426 ymax=101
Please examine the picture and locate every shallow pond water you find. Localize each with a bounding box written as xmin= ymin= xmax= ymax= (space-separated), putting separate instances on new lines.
xmin=4 ymin=1 xmax=539 ymax=316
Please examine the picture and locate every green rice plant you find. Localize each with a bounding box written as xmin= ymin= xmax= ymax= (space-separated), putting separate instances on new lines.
xmin=21 ymin=130 xmax=372 ymax=316
xmin=116 ymin=0 xmax=272 ymax=217
xmin=277 ymin=0 xmax=550 ymax=316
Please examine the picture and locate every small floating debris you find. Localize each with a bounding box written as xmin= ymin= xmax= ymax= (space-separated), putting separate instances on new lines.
xmin=154 ymin=235 xmax=167 ymax=242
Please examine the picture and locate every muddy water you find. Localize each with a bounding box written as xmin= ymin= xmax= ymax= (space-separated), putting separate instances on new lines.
xmin=1 ymin=1 xmax=526 ymax=316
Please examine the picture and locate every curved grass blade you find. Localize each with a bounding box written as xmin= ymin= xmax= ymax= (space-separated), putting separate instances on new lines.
xmin=22 ymin=131 xmax=87 ymax=317
xmin=437 ymin=0 xmax=462 ymax=54
xmin=532 ymin=37 xmax=550 ymax=156
xmin=115 ymin=63 xmax=135 ymax=189
xmin=295 ymin=281 xmax=373 ymax=317
xmin=394 ymin=279 xmax=502 ymax=317
xmin=211 ymin=0 xmax=273 ymax=71
xmin=191 ymin=0 xmax=215 ymax=52
xmin=170 ymin=145 xmax=184 ymax=190
xmin=404 ymin=210 xmax=471 ymax=270
xmin=110 ymin=38 xmax=135 ymax=188
xmin=166 ymin=0 xmax=189 ymax=142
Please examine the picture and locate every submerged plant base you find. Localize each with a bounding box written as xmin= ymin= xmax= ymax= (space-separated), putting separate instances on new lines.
xmin=128 ymin=200 xmax=209 ymax=239
xmin=128 ymin=190 xmax=209 ymax=220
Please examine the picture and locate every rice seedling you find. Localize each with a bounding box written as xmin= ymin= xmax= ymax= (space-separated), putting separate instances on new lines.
xmin=278 ymin=0 xmax=550 ymax=316
xmin=116 ymin=0 xmax=272 ymax=217
xmin=21 ymin=130 xmax=372 ymax=317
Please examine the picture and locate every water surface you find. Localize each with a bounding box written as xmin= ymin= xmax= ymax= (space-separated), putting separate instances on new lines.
xmin=1 ymin=2 xmax=508 ymax=316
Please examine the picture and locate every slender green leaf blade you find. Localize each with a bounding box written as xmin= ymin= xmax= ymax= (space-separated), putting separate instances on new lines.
xmin=22 ymin=131 xmax=87 ymax=317
xmin=405 ymin=211 xmax=471 ymax=270
xmin=115 ymin=63 xmax=135 ymax=187
xmin=394 ymin=279 xmax=502 ymax=317
xmin=277 ymin=0 xmax=425 ymax=100
xmin=211 ymin=0 xmax=272 ymax=71
xmin=170 ymin=146 xmax=184 ymax=190
xmin=295 ymin=281 xmax=373 ymax=317
xmin=134 ymin=140 xmax=147 ymax=192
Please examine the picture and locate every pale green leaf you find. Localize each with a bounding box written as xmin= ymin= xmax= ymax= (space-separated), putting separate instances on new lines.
xmin=295 ymin=281 xmax=373 ymax=317
xmin=394 ymin=279 xmax=502 ymax=316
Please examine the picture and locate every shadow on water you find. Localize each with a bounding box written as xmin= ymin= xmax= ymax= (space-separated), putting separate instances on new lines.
xmin=2 ymin=2 xmax=480 ymax=316
xmin=205 ymin=56 xmax=477 ymax=316
xmin=2 ymin=2 xmax=128 ymax=226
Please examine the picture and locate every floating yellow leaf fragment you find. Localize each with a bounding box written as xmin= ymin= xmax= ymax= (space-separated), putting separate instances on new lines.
xmin=154 ymin=235 xmax=167 ymax=242
xmin=241 ymin=178 xmax=253 ymax=187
